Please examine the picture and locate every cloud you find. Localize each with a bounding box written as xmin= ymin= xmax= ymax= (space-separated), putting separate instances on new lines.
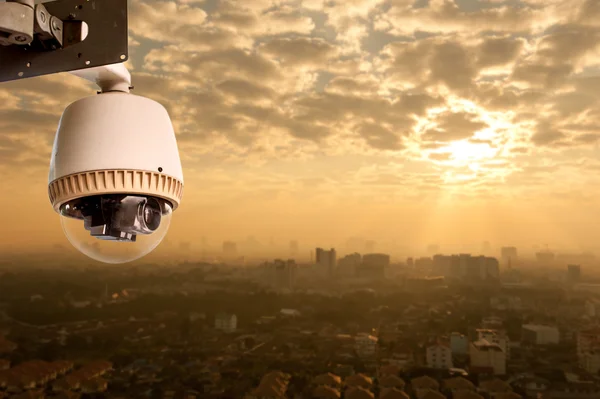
xmin=129 ymin=0 xmax=209 ymax=44
xmin=216 ymin=79 xmax=276 ymax=101
xmin=2 ymin=0 xmax=600 ymax=213
xmin=356 ymin=123 xmax=405 ymax=150
xmin=211 ymin=1 xmax=316 ymax=36
xmin=422 ymin=111 xmax=488 ymax=142
xmin=573 ymin=133 xmax=600 ymax=144
xmin=429 ymin=41 xmax=477 ymax=90
xmin=477 ymin=36 xmax=526 ymax=68
xmin=530 ymin=121 xmax=567 ymax=146
xmin=380 ymin=0 xmax=551 ymax=35
xmin=260 ymin=37 xmax=337 ymax=67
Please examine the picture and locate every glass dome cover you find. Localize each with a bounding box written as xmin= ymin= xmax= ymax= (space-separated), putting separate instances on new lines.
xmin=60 ymin=194 xmax=172 ymax=264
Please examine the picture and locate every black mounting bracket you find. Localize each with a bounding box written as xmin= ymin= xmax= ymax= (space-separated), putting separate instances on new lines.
xmin=0 ymin=0 xmax=128 ymax=83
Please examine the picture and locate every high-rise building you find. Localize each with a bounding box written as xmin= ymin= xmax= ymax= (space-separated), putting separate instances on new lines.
xmin=356 ymin=253 xmax=389 ymax=279
xmin=316 ymin=248 xmax=337 ymax=276
xmin=265 ymin=259 xmax=297 ymax=291
xmin=500 ymin=247 xmax=517 ymax=267
xmin=568 ymin=264 xmax=582 ymax=283
xmin=338 ymin=253 xmax=362 ymax=276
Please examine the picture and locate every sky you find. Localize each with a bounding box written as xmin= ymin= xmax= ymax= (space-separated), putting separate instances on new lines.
xmin=1 ymin=0 xmax=600 ymax=258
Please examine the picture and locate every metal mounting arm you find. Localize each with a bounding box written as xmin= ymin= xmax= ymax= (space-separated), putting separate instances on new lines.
xmin=0 ymin=0 xmax=128 ymax=83
xmin=0 ymin=0 xmax=81 ymax=49
xmin=70 ymin=62 xmax=132 ymax=93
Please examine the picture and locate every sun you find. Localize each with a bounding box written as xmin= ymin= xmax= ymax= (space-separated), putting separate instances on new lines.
xmin=444 ymin=140 xmax=496 ymax=166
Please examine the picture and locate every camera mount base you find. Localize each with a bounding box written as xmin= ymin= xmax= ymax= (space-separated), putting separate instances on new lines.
xmin=0 ymin=0 xmax=128 ymax=83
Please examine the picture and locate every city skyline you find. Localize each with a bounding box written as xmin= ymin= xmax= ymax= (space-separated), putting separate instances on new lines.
xmin=1 ymin=0 xmax=600 ymax=257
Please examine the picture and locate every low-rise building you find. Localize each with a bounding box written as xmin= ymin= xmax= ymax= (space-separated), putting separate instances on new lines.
xmin=426 ymin=342 xmax=453 ymax=369
xmin=470 ymin=339 xmax=506 ymax=375
xmin=450 ymin=333 xmax=469 ymax=355
xmin=522 ymin=324 xmax=559 ymax=345
xmin=215 ymin=313 xmax=237 ymax=333
xmin=476 ymin=329 xmax=510 ymax=359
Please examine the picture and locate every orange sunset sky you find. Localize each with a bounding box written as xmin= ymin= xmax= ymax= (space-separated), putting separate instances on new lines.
xmin=0 ymin=0 xmax=599 ymax=258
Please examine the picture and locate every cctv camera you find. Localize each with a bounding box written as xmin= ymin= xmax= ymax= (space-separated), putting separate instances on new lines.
xmin=48 ymin=88 xmax=184 ymax=264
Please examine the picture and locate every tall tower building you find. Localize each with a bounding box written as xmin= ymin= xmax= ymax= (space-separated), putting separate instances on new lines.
xmin=266 ymin=259 xmax=297 ymax=291
xmin=316 ymin=248 xmax=337 ymax=277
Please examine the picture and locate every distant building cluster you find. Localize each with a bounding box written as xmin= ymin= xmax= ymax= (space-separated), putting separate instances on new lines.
xmin=431 ymin=254 xmax=499 ymax=281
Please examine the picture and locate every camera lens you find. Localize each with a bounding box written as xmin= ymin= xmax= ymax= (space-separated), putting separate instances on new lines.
xmin=141 ymin=197 xmax=161 ymax=232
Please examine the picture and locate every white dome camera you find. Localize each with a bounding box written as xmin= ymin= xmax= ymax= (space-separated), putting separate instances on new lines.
xmin=0 ymin=0 xmax=182 ymax=263
xmin=47 ymin=64 xmax=184 ymax=264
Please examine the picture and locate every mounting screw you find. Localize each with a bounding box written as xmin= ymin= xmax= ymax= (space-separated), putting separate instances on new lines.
xmin=13 ymin=35 xmax=28 ymax=43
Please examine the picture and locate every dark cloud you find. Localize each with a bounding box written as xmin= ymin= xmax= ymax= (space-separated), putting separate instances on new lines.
xmin=550 ymin=91 xmax=597 ymax=118
xmin=511 ymin=62 xmax=573 ymax=89
xmin=423 ymin=111 xmax=488 ymax=142
xmin=394 ymin=92 xmax=446 ymax=116
xmin=216 ymin=79 xmax=275 ymax=100
xmin=573 ymin=133 xmax=600 ymax=144
xmin=477 ymin=36 xmax=525 ymax=68
xmin=530 ymin=122 xmax=567 ymax=146
xmin=260 ymin=37 xmax=336 ymax=66
xmin=429 ymin=41 xmax=477 ymax=90
xmin=536 ymin=24 xmax=600 ymax=64
xmin=356 ymin=123 xmax=404 ymax=150
xmin=467 ymin=82 xmax=546 ymax=110
xmin=326 ymin=76 xmax=380 ymax=95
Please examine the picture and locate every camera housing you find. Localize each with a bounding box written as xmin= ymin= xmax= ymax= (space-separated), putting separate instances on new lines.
xmin=61 ymin=195 xmax=167 ymax=242
xmin=48 ymin=91 xmax=184 ymax=263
